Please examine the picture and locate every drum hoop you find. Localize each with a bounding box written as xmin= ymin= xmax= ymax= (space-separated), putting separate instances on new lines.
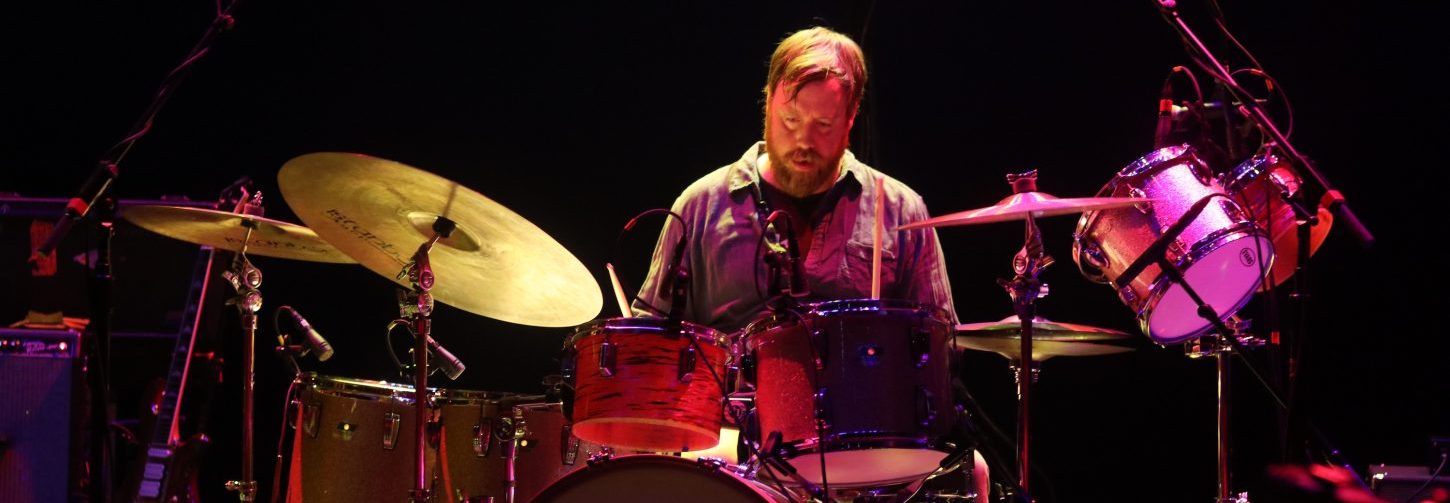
xmin=1135 ymin=226 xmax=1272 ymax=344
xmin=740 ymin=298 xmax=949 ymax=342
xmin=305 ymin=372 xmax=422 ymax=402
xmin=564 ymin=316 xmax=729 ymax=350
xmin=1117 ymin=144 xmax=1193 ymax=178
xmin=533 ymin=454 xmax=778 ymax=500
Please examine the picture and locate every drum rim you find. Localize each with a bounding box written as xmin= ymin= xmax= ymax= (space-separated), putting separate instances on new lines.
xmin=564 ymin=316 xmax=730 ymax=349
xmin=739 ymin=298 xmax=950 ymax=343
xmin=304 ymin=372 xmax=423 ymax=402
xmin=1135 ymin=228 xmax=1274 ymax=344
xmin=530 ymin=454 xmax=787 ymax=502
xmin=1118 ymin=143 xmax=1193 ymax=178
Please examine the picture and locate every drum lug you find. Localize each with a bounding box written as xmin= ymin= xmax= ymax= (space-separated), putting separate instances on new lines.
xmin=740 ymin=351 xmax=756 ymax=386
xmin=302 ymin=400 xmax=320 ymax=438
xmin=598 ymin=340 xmax=616 ymax=377
xmin=916 ymin=386 xmax=937 ymax=427
xmin=678 ymin=345 xmax=697 ymax=382
xmin=382 ymin=412 xmax=401 ymax=450
xmin=1128 ymin=187 xmax=1151 ymax=214
xmin=473 ymin=421 xmax=493 ymax=457
xmin=1118 ymin=284 xmax=1137 ymax=304
xmin=560 ymin=421 xmax=581 ymax=465
xmin=910 ymin=327 xmax=931 ymax=368
xmin=586 ymin=448 xmax=614 ymax=466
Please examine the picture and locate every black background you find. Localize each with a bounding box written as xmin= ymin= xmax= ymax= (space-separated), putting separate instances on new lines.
xmin=2 ymin=1 xmax=1446 ymax=501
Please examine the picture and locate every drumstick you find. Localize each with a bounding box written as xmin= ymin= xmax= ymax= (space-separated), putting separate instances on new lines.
xmin=872 ymin=176 xmax=885 ymax=299
xmin=606 ymin=263 xmax=632 ymax=316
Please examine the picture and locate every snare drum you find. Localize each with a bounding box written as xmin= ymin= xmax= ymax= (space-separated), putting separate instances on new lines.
xmin=1224 ymin=147 xmax=1333 ymax=289
xmin=741 ymin=299 xmax=955 ymax=488
xmin=531 ymin=455 xmax=794 ymax=503
xmin=291 ymin=374 xmax=431 ymax=503
xmin=1074 ymin=145 xmax=1274 ymax=344
xmin=563 ymin=317 xmax=730 ymax=452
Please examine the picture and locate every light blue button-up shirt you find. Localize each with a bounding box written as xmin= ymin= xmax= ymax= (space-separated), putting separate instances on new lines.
xmin=633 ymin=142 xmax=958 ymax=333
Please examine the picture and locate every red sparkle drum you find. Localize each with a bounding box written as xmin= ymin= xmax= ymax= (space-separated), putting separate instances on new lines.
xmin=563 ymin=317 xmax=730 ymax=452
xmin=531 ymin=455 xmax=794 ymax=503
xmin=741 ymin=299 xmax=956 ymax=488
xmin=1224 ymin=147 xmax=1334 ymax=289
xmin=1073 ymin=145 xmax=1274 ymax=344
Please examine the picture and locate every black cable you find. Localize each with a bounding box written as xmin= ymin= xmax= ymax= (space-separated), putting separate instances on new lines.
xmin=1403 ymin=452 xmax=1448 ymax=503
xmin=268 ymin=378 xmax=301 ymax=503
xmin=611 ymin=208 xmax=687 ymax=317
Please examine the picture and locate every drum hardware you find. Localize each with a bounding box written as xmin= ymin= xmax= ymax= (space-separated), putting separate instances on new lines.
xmin=391 ymin=214 xmax=456 ymax=502
xmin=1184 ymin=319 xmax=1265 ymax=503
xmin=1156 ymin=10 xmax=1372 ymax=490
xmin=903 ymin=169 xmax=1150 ymax=501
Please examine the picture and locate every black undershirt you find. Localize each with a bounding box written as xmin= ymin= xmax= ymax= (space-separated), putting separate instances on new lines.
xmin=760 ymin=181 xmax=825 ymax=259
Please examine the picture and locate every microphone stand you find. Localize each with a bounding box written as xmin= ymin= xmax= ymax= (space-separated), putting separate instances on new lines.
xmin=1156 ymin=0 xmax=1372 ymax=478
xmin=396 ymin=216 xmax=456 ymax=503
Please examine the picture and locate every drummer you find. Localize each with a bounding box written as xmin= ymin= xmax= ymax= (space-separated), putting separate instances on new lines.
xmin=632 ymin=26 xmax=988 ymax=496
xmin=632 ymin=25 xmax=955 ymax=332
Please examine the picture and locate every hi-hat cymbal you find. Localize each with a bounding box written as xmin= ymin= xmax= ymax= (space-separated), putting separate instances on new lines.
xmin=901 ymin=192 xmax=1152 ymax=229
xmin=278 ymin=152 xmax=602 ymax=328
xmin=122 ymin=205 xmax=357 ymax=263
xmin=955 ymin=315 xmax=1134 ymax=361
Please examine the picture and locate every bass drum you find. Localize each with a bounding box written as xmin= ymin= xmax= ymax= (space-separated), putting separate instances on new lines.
xmin=531 ymin=455 xmax=794 ymax=503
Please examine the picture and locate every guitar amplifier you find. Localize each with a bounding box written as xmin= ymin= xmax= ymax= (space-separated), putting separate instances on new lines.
xmin=0 ymin=328 xmax=84 ymax=503
xmin=1371 ymin=463 xmax=1450 ymax=501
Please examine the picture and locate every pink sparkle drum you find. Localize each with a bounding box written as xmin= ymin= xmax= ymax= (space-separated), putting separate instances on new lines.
xmin=1073 ymin=145 xmax=1274 ymax=344
xmin=741 ymin=299 xmax=956 ymax=488
xmin=563 ymin=317 xmax=730 ymax=452
xmin=531 ymin=455 xmax=794 ymax=503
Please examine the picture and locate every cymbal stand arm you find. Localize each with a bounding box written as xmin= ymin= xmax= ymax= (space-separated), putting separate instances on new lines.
xmin=397 ymin=216 xmax=454 ymax=503
xmin=222 ymin=223 xmax=261 ymax=501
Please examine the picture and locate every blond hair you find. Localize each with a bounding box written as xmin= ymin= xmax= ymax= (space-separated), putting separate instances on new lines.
xmin=763 ymin=27 xmax=867 ymax=116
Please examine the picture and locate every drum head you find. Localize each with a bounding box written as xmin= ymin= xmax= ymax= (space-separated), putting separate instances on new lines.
xmin=1145 ymin=233 xmax=1274 ymax=343
xmin=532 ymin=455 xmax=788 ymax=503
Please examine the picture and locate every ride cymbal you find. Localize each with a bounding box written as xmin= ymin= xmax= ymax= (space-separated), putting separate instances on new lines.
xmin=278 ymin=152 xmax=602 ymax=327
xmin=122 ymin=205 xmax=356 ymax=263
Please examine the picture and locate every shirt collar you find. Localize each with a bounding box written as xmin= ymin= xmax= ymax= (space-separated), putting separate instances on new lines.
xmin=727 ymin=141 xmax=862 ymax=194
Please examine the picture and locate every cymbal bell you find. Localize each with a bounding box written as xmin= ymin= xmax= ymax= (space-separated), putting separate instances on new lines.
xmin=278 ymin=152 xmax=603 ymax=328
xmin=955 ymin=315 xmax=1135 ymax=361
xmin=901 ymin=192 xmax=1153 ymax=229
xmin=121 ymin=205 xmax=357 ymax=263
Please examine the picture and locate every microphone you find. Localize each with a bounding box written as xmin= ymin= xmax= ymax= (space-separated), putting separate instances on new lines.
xmin=427 ymin=336 xmax=466 ymax=380
xmin=665 ymin=233 xmax=689 ymax=321
xmin=766 ymin=211 xmax=808 ymax=298
xmin=1153 ymin=79 xmax=1176 ymax=149
xmin=283 ymin=307 xmax=334 ymax=361
xmin=35 ymin=162 xmax=120 ymax=257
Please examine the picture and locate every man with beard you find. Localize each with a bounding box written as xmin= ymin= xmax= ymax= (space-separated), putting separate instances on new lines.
xmin=634 ymin=26 xmax=954 ymax=335
xmin=632 ymin=26 xmax=987 ymax=499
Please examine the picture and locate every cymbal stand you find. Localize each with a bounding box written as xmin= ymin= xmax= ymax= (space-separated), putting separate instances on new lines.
xmin=396 ymin=216 xmax=456 ymax=503
xmin=221 ymin=205 xmax=264 ymax=502
xmin=996 ymin=171 xmax=1053 ymax=501
xmin=1187 ymin=318 xmax=1264 ymax=503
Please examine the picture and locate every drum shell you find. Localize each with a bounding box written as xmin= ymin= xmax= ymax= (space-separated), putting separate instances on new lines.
xmin=741 ymin=299 xmax=955 ymax=486
xmin=564 ymin=317 xmax=729 ymax=452
xmin=291 ymin=374 xmax=430 ymax=503
xmin=1224 ymin=149 xmax=1333 ymax=288
xmin=509 ymin=402 xmax=610 ymax=503
xmin=531 ymin=454 xmax=793 ymax=503
xmin=434 ymin=389 xmax=539 ymax=501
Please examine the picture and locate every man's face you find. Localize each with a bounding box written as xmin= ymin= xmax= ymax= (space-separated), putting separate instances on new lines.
xmin=764 ymin=78 xmax=855 ymax=194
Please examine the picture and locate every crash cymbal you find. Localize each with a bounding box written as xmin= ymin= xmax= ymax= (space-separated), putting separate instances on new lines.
xmin=955 ymin=315 xmax=1132 ymax=341
xmin=901 ymin=192 xmax=1152 ymax=229
xmin=121 ymin=205 xmax=357 ymax=263
xmin=955 ymin=315 xmax=1133 ymax=361
xmin=278 ymin=152 xmax=602 ymax=328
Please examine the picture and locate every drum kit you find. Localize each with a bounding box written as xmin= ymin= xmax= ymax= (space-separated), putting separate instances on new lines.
xmin=117 ymin=139 xmax=1330 ymax=502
